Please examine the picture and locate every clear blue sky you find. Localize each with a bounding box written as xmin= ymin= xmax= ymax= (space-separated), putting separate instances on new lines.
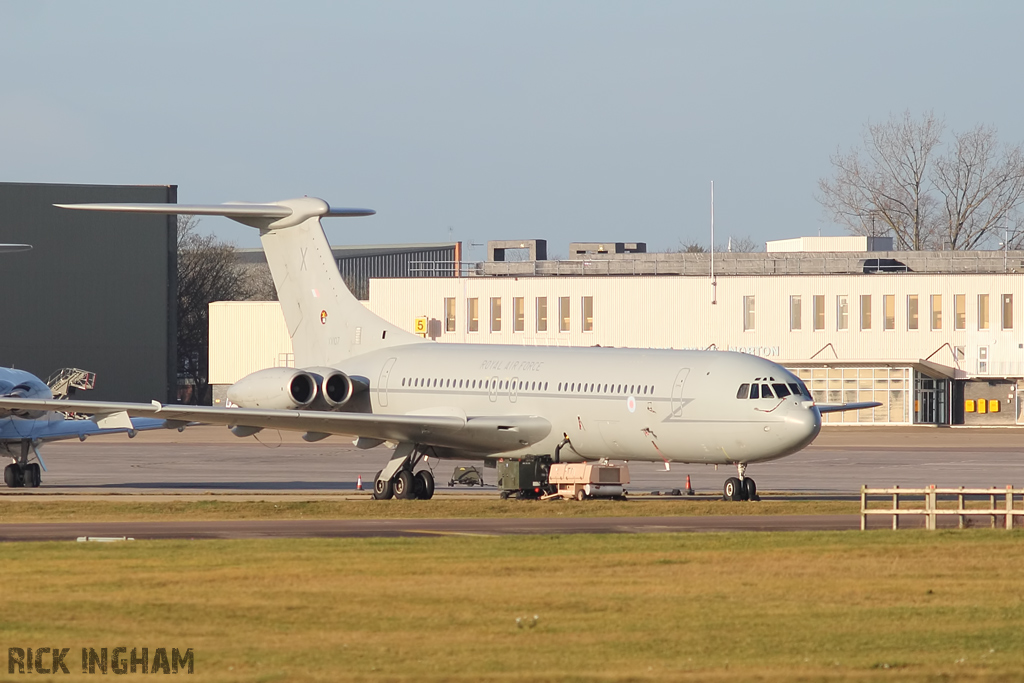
xmin=4 ymin=1 xmax=1022 ymax=255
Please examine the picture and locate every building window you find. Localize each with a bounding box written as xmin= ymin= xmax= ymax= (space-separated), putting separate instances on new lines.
xmin=444 ymin=297 xmax=456 ymax=333
xmin=559 ymin=296 xmax=570 ymax=332
xmin=743 ymin=296 xmax=755 ymax=331
xmin=860 ymin=294 xmax=871 ymax=330
xmin=536 ymin=297 xmax=548 ymax=332
xmin=582 ymin=296 xmax=594 ymax=332
xmin=837 ymin=295 xmax=849 ymax=331
xmin=467 ymin=298 xmax=479 ymax=332
xmin=930 ymin=294 xmax=942 ymax=330
xmin=1002 ymin=294 xmax=1013 ymax=329
xmin=813 ymin=295 xmax=825 ymax=331
xmin=978 ymin=346 xmax=989 ymax=374
xmin=513 ymin=297 xmax=525 ymax=332
xmin=490 ymin=297 xmax=502 ymax=332
xmin=790 ymin=295 xmax=801 ymax=331
xmin=908 ymin=295 xmax=919 ymax=330
xmin=979 ymin=293 xmax=990 ymax=330
xmin=954 ymin=294 xmax=965 ymax=331
xmin=884 ymin=294 xmax=895 ymax=330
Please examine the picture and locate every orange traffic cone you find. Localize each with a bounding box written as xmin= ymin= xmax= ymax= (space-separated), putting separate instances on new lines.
xmin=356 ymin=475 xmax=363 ymax=491
xmin=685 ymin=475 xmax=694 ymax=496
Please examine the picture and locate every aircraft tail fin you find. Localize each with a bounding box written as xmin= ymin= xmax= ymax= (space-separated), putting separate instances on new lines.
xmin=58 ymin=197 xmax=425 ymax=367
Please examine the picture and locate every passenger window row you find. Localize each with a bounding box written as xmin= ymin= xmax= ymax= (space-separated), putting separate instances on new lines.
xmin=401 ymin=377 xmax=550 ymax=392
xmin=556 ymin=383 xmax=653 ymax=395
xmin=398 ymin=377 xmax=655 ymax=396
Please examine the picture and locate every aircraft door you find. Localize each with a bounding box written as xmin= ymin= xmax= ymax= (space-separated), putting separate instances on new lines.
xmin=378 ymin=358 xmax=397 ymax=407
xmin=510 ymin=377 xmax=519 ymax=403
xmin=489 ymin=376 xmax=499 ymax=402
xmin=670 ymin=368 xmax=691 ymax=418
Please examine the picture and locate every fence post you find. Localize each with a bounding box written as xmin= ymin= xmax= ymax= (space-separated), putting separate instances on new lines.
xmin=860 ymin=485 xmax=867 ymax=530
xmin=892 ymin=486 xmax=899 ymax=530
xmin=958 ymin=487 xmax=965 ymax=529
xmin=1007 ymin=486 xmax=1014 ymax=530
xmin=991 ymin=493 xmax=997 ymax=528
xmin=927 ymin=485 xmax=937 ymax=531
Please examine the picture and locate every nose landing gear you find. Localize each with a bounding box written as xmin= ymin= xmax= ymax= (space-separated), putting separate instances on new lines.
xmin=723 ymin=463 xmax=759 ymax=501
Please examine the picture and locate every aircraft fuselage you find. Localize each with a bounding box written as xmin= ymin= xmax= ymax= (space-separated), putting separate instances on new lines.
xmin=341 ymin=344 xmax=821 ymax=465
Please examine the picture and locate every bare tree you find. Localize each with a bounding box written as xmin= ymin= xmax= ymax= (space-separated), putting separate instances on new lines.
xmin=933 ymin=124 xmax=1024 ymax=250
xmin=240 ymin=263 xmax=278 ymax=300
xmin=671 ymin=240 xmax=707 ymax=253
xmin=724 ymin=235 xmax=763 ymax=252
xmin=177 ymin=216 xmax=252 ymax=404
xmin=818 ymin=111 xmax=944 ymax=250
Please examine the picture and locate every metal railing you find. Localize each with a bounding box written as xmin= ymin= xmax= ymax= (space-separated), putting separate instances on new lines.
xmin=408 ymin=251 xmax=1024 ymax=278
xmin=45 ymin=367 xmax=96 ymax=400
xmin=860 ymin=485 xmax=1024 ymax=530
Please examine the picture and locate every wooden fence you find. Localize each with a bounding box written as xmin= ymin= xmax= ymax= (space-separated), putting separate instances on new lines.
xmin=860 ymin=485 xmax=1024 ymax=530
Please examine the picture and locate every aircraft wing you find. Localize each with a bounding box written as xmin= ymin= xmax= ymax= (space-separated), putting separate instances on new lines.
xmin=0 ymin=415 xmax=168 ymax=442
xmin=815 ymin=401 xmax=882 ymax=414
xmin=0 ymin=399 xmax=551 ymax=455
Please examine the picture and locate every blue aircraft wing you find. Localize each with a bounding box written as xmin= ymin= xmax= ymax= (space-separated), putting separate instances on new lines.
xmin=0 ymin=415 xmax=167 ymax=442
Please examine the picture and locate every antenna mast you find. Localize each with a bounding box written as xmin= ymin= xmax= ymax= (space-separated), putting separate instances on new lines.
xmin=711 ymin=181 xmax=717 ymax=304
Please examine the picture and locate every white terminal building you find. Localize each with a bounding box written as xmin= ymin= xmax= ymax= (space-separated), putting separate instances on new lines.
xmin=210 ymin=235 xmax=1024 ymax=427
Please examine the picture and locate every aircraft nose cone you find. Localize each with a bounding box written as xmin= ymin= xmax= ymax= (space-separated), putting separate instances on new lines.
xmin=782 ymin=401 xmax=821 ymax=452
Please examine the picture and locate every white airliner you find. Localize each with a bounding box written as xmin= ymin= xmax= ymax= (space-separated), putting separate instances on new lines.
xmin=0 ymin=198 xmax=877 ymax=499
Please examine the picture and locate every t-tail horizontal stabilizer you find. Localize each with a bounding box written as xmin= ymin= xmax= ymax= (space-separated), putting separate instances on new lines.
xmin=56 ymin=197 xmax=421 ymax=367
xmin=54 ymin=198 xmax=374 ymax=231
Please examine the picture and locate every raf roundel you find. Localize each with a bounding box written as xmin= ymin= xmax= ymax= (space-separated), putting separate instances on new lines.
xmin=320 ymin=310 xmax=328 ymax=325
xmin=626 ymin=395 xmax=636 ymax=413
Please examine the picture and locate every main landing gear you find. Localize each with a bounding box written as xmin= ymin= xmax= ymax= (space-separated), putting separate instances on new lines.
xmin=372 ymin=443 xmax=436 ymax=500
xmin=4 ymin=439 xmax=44 ymax=488
xmin=723 ymin=462 xmax=758 ymax=502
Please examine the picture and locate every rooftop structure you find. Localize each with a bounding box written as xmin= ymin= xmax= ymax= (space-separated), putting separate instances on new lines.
xmin=570 ymin=242 xmax=646 ymax=258
xmin=766 ymin=235 xmax=894 ymax=252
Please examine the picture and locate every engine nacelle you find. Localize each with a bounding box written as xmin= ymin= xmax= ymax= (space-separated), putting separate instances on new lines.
xmin=303 ymin=367 xmax=356 ymax=410
xmin=226 ymin=368 xmax=318 ymax=410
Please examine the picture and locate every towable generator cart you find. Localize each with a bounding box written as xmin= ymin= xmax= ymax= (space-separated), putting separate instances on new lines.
xmin=543 ymin=462 xmax=630 ymax=501
xmin=496 ymin=456 xmax=555 ymax=499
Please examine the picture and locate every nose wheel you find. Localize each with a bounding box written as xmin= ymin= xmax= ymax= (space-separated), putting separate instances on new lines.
xmin=723 ymin=463 xmax=759 ymax=501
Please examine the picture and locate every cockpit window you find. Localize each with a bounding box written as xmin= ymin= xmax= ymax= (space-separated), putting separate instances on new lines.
xmin=772 ymin=383 xmax=791 ymax=398
xmin=761 ymin=384 xmax=774 ymax=399
xmin=749 ymin=384 xmax=760 ymax=399
xmin=736 ymin=383 xmax=750 ymax=399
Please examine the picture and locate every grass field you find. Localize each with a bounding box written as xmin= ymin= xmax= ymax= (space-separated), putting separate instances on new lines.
xmin=0 ymin=498 xmax=860 ymax=523
xmin=2 ymin=530 xmax=1023 ymax=681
